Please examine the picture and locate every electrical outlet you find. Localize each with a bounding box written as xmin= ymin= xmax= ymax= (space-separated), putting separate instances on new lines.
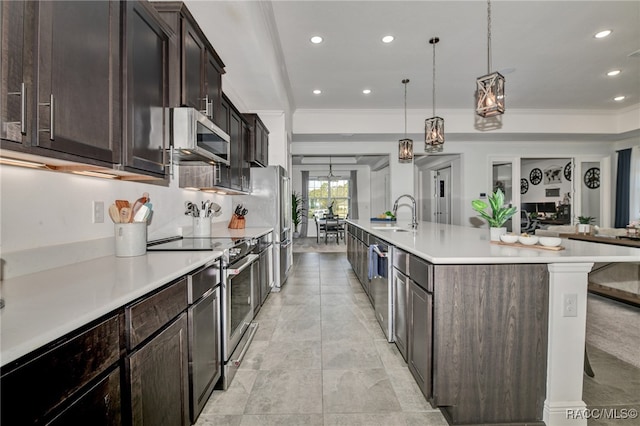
xmin=563 ymin=293 xmax=577 ymax=317
xmin=93 ymin=201 xmax=105 ymax=224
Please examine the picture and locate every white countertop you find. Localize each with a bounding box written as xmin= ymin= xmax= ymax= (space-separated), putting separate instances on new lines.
xmin=349 ymin=220 xmax=640 ymax=264
xmin=0 ymin=226 xmax=273 ymax=367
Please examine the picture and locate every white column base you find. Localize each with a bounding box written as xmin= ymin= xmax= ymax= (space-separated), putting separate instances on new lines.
xmin=544 ymin=262 xmax=594 ymax=426
xmin=544 ymin=400 xmax=588 ymax=426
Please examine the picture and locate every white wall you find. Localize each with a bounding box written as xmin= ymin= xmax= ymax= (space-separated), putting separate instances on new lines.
xmin=0 ymin=165 xmax=233 ymax=254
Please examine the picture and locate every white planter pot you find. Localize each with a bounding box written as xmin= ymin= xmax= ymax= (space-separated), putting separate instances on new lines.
xmin=576 ymin=224 xmax=591 ymax=234
xmin=490 ymin=227 xmax=507 ymax=242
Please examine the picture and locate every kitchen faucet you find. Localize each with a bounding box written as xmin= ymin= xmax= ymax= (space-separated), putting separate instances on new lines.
xmin=392 ymin=194 xmax=418 ymax=229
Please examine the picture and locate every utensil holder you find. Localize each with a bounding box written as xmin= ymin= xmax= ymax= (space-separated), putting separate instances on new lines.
xmin=193 ymin=217 xmax=211 ymax=237
xmin=115 ymin=223 xmax=147 ymax=257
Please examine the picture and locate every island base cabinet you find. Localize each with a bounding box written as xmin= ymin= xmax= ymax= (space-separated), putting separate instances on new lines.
xmin=432 ymin=264 xmax=549 ymax=425
xmin=408 ymin=281 xmax=432 ymax=400
xmin=126 ymin=313 xmax=189 ymax=426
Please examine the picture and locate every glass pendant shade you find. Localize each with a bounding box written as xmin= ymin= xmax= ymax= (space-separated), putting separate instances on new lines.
xmin=425 ymin=116 xmax=444 ymax=153
xmin=399 ymin=138 xmax=413 ymax=162
xmin=476 ymin=71 xmax=505 ymax=117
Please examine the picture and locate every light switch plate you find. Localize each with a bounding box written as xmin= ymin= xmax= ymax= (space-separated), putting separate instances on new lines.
xmin=563 ymin=293 xmax=578 ymax=317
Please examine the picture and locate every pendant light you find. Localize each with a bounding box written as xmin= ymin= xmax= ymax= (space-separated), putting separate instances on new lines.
xmin=398 ymin=79 xmax=413 ymax=163
xmin=327 ymin=156 xmax=335 ymax=179
xmin=475 ymin=0 xmax=505 ymax=117
xmin=425 ymin=37 xmax=444 ymax=153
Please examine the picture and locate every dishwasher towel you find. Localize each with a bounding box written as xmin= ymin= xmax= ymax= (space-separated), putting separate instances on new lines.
xmin=368 ymin=244 xmax=379 ymax=280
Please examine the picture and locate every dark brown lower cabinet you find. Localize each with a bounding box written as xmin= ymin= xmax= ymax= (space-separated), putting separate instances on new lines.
xmin=0 ymin=314 xmax=121 ymax=425
xmin=126 ymin=313 xmax=189 ymax=426
xmin=47 ymin=366 xmax=122 ymax=426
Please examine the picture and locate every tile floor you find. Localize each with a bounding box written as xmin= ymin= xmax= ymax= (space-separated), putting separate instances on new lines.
xmin=197 ymin=252 xmax=640 ymax=426
xmin=196 ymin=252 xmax=448 ymax=426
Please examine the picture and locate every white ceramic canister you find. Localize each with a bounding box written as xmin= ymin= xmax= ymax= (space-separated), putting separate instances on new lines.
xmin=114 ymin=223 xmax=147 ymax=257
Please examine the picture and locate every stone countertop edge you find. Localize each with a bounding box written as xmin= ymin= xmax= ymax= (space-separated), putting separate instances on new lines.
xmin=0 ymin=226 xmax=272 ymax=367
xmin=347 ymin=219 xmax=640 ymax=265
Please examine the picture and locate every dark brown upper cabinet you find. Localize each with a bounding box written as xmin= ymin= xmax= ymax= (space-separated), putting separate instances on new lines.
xmin=150 ymin=2 xmax=225 ymax=125
xmin=1 ymin=0 xmax=171 ymax=180
xmin=1 ymin=1 xmax=34 ymax=146
xmin=243 ymin=113 xmax=269 ymax=167
xmin=121 ymin=0 xmax=171 ymax=177
xmin=0 ymin=1 xmax=121 ymax=164
xmin=217 ymin=94 xmax=250 ymax=192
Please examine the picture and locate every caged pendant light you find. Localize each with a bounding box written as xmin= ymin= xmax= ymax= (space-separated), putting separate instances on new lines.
xmin=398 ymin=79 xmax=414 ymax=162
xmin=425 ymin=37 xmax=444 ymax=153
xmin=475 ymin=0 xmax=505 ymax=117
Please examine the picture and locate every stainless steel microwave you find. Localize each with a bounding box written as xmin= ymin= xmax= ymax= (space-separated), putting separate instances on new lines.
xmin=171 ymin=107 xmax=230 ymax=165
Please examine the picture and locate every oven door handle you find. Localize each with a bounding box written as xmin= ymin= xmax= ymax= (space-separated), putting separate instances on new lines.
xmin=227 ymin=254 xmax=259 ymax=276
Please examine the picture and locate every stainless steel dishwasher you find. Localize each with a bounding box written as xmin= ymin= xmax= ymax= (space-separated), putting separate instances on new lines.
xmin=370 ymin=238 xmax=392 ymax=342
xmin=392 ymin=247 xmax=409 ymax=361
xmin=187 ymin=261 xmax=221 ymax=423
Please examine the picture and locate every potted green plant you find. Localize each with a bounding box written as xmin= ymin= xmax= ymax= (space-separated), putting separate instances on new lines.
xmin=576 ymin=216 xmax=595 ymax=235
xmin=471 ymin=189 xmax=518 ymax=241
xmin=292 ymin=191 xmax=306 ymax=238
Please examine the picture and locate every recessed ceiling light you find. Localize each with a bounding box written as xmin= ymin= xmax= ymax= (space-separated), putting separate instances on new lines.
xmin=607 ymin=70 xmax=621 ymax=77
xmin=382 ymin=35 xmax=394 ymax=43
xmin=613 ymin=95 xmax=625 ymax=101
xmin=594 ymin=30 xmax=612 ymax=39
xmin=313 ymin=89 xmax=322 ymax=95
xmin=362 ymin=89 xmax=371 ymax=95
xmin=310 ymin=36 xmax=323 ymax=44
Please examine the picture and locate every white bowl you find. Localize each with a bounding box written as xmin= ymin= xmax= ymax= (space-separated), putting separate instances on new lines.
xmin=500 ymin=234 xmax=519 ymax=243
xmin=539 ymin=237 xmax=562 ymax=247
xmin=518 ymin=235 xmax=539 ymax=245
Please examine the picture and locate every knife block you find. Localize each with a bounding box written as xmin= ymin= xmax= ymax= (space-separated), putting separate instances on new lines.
xmin=228 ymin=214 xmax=245 ymax=229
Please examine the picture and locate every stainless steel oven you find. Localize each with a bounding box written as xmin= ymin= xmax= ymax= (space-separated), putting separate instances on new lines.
xmin=219 ymin=247 xmax=259 ymax=390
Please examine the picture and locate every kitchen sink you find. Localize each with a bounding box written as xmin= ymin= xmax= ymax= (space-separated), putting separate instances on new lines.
xmin=371 ymin=226 xmax=411 ymax=232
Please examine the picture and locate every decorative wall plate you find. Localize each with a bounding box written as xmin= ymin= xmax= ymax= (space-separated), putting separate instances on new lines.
xmin=564 ymin=162 xmax=572 ymax=181
xmin=529 ymin=168 xmax=542 ymax=185
xmin=584 ymin=167 xmax=600 ymax=189
xmin=520 ymin=178 xmax=529 ymax=194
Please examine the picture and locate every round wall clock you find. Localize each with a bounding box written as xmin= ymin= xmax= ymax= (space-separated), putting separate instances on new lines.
xmin=584 ymin=167 xmax=600 ymax=189
xmin=520 ymin=178 xmax=529 ymax=194
xmin=529 ymin=168 xmax=542 ymax=185
xmin=564 ymin=162 xmax=572 ymax=181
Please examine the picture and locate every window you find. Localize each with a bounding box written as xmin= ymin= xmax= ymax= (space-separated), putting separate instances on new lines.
xmin=308 ymin=178 xmax=350 ymax=218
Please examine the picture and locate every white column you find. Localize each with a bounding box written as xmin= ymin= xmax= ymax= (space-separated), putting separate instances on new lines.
xmin=544 ymin=262 xmax=594 ymax=426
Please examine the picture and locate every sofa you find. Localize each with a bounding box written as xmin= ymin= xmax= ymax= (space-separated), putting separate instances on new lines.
xmin=534 ymin=225 xmax=627 ymax=237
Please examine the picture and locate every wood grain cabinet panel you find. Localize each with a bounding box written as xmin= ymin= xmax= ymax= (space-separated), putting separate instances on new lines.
xmin=150 ymin=1 xmax=225 ymax=123
xmin=432 ymin=264 xmax=549 ymax=424
xmin=122 ymin=0 xmax=170 ymax=177
xmin=47 ymin=366 xmax=122 ymax=426
xmin=243 ymin=113 xmax=269 ymax=167
xmin=0 ymin=314 xmax=121 ymax=425
xmin=126 ymin=313 xmax=189 ymax=426
xmin=35 ymin=0 xmax=121 ymax=164
xmin=0 ymin=1 xmax=34 ymax=145
xmin=125 ymin=278 xmax=188 ymax=349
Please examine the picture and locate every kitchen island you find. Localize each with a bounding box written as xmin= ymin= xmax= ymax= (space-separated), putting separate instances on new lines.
xmin=347 ymin=219 xmax=640 ymax=426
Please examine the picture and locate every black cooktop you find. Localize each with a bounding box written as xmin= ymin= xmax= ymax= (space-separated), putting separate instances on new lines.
xmin=147 ymin=236 xmax=238 ymax=251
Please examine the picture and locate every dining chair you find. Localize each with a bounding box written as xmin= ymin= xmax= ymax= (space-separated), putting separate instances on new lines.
xmin=315 ymin=216 xmax=326 ymax=243
xmin=324 ymin=217 xmax=340 ymax=244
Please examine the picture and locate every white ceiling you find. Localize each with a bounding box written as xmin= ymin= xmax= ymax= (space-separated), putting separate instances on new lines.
xmin=184 ymin=0 xmax=640 ymax=113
